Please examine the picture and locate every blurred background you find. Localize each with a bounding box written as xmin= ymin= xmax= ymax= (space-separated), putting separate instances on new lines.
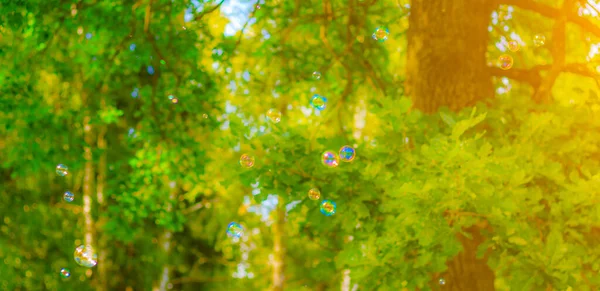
xmin=0 ymin=0 xmax=599 ymax=290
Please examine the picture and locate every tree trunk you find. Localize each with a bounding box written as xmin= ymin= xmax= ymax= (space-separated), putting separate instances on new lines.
xmin=96 ymin=95 xmax=108 ymax=291
xmin=406 ymin=0 xmax=495 ymax=113
xmin=406 ymin=1 xmax=496 ymax=290
xmin=271 ymin=203 xmax=285 ymax=291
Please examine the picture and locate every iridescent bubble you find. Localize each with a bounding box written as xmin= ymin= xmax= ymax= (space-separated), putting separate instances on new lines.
xmin=267 ymin=109 xmax=282 ymax=123
xmin=321 ymin=151 xmax=339 ymax=168
xmin=310 ymin=94 xmax=327 ymax=111
xmin=439 ymin=278 xmax=446 ymax=285
xmin=320 ymin=200 xmax=336 ymax=216
xmin=339 ymin=146 xmax=356 ymax=162
xmin=56 ymin=164 xmax=68 ymax=176
xmin=308 ymin=188 xmax=321 ymax=200
xmin=507 ymin=40 xmax=519 ymax=52
xmin=227 ymin=222 xmax=243 ymax=238
xmin=59 ymin=268 xmax=70 ymax=278
xmin=74 ymin=245 xmax=98 ymax=268
xmin=312 ymin=71 xmax=322 ymax=80
xmin=372 ymin=27 xmax=390 ymax=42
xmin=498 ymin=54 xmax=513 ymax=70
xmin=168 ymin=95 xmax=179 ymax=104
xmin=63 ymin=191 xmax=74 ymax=203
xmin=239 ymin=154 xmax=255 ymax=168
xmin=533 ymin=34 xmax=545 ymax=47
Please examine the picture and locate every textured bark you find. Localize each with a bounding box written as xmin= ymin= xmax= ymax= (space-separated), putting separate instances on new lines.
xmin=271 ymin=203 xmax=285 ymax=291
xmin=406 ymin=0 xmax=495 ymax=113
xmin=406 ymin=1 xmax=496 ymax=289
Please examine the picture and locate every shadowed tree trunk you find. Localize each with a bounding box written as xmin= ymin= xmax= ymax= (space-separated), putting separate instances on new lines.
xmin=406 ymin=0 xmax=495 ymax=113
xmin=271 ymin=203 xmax=285 ymax=291
xmin=406 ymin=0 xmax=496 ymax=290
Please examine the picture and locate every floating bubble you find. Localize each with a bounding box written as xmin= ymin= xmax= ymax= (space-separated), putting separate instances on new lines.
xmin=267 ymin=109 xmax=281 ymax=123
xmin=227 ymin=222 xmax=243 ymax=238
xmin=339 ymin=146 xmax=356 ymax=162
xmin=308 ymin=188 xmax=321 ymax=200
xmin=240 ymin=154 xmax=255 ymax=168
xmin=439 ymin=278 xmax=446 ymax=285
xmin=56 ymin=164 xmax=68 ymax=176
xmin=312 ymin=71 xmax=321 ymax=80
xmin=74 ymin=245 xmax=97 ymax=268
xmin=507 ymin=40 xmax=519 ymax=52
xmin=498 ymin=55 xmax=513 ymax=70
xmin=321 ymin=151 xmax=339 ymax=168
xmin=63 ymin=191 xmax=74 ymax=203
xmin=320 ymin=200 xmax=336 ymax=216
xmin=168 ymin=95 xmax=178 ymax=104
xmin=533 ymin=34 xmax=545 ymax=47
xmin=59 ymin=268 xmax=70 ymax=278
xmin=372 ymin=27 xmax=390 ymax=42
xmin=310 ymin=94 xmax=327 ymax=111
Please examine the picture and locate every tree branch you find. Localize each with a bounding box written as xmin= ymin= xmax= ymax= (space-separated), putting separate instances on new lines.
xmin=501 ymin=0 xmax=600 ymax=37
xmin=194 ymin=0 xmax=225 ymax=22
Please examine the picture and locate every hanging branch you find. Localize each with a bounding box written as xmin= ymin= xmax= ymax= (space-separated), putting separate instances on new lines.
xmin=194 ymin=0 xmax=226 ymax=22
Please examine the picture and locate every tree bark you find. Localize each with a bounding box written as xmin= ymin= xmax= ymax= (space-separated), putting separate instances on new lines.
xmin=406 ymin=1 xmax=496 ymax=290
xmin=406 ymin=0 xmax=495 ymax=113
xmin=96 ymin=93 xmax=108 ymax=291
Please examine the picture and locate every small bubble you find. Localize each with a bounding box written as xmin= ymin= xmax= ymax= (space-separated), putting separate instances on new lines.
xmin=202 ymin=113 xmax=208 ymax=119
xmin=533 ymin=34 xmax=545 ymax=47
xmin=312 ymin=71 xmax=322 ymax=80
xmin=321 ymin=151 xmax=339 ymax=168
xmin=255 ymin=4 xmax=261 ymax=9
xmin=507 ymin=40 xmax=519 ymax=52
xmin=310 ymin=94 xmax=327 ymax=111
xmin=266 ymin=109 xmax=281 ymax=123
xmin=227 ymin=222 xmax=243 ymax=238
xmin=308 ymin=188 xmax=321 ymax=200
xmin=240 ymin=154 xmax=255 ymax=168
xmin=372 ymin=27 xmax=390 ymax=42
xmin=320 ymin=200 xmax=336 ymax=216
xmin=339 ymin=146 xmax=356 ymax=162
xmin=85 ymin=33 xmax=93 ymax=40
xmin=59 ymin=268 xmax=70 ymax=278
xmin=168 ymin=95 xmax=179 ymax=104
xmin=439 ymin=278 xmax=446 ymax=285
xmin=56 ymin=164 xmax=68 ymax=176
xmin=498 ymin=54 xmax=513 ymax=70
xmin=74 ymin=245 xmax=97 ymax=268
xmin=63 ymin=191 xmax=74 ymax=203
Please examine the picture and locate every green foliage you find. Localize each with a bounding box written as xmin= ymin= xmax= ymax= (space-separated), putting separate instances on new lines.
xmin=1 ymin=0 xmax=599 ymax=290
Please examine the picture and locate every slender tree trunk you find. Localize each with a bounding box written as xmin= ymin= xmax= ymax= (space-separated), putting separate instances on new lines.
xmin=271 ymin=203 xmax=285 ymax=291
xmin=153 ymin=180 xmax=176 ymax=291
xmin=341 ymin=269 xmax=351 ymax=291
xmin=406 ymin=1 xmax=496 ymax=290
xmin=82 ymin=100 xmax=95 ymax=250
xmin=406 ymin=0 xmax=495 ymax=113
xmin=96 ymin=94 xmax=108 ymax=291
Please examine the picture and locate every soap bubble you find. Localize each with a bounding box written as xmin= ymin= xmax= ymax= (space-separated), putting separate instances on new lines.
xmin=308 ymin=188 xmax=321 ymax=200
xmin=59 ymin=268 xmax=70 ymax=278
xmin=339 ymin=146 xmax=356 ymax=162
xmin=310 ymin=94 xmax=327 ymax=111
xmin=372 ymin=27 xmax=389 ymax=42
xmin=168 ymin=95 xmax=178 ymax=104
xmin=240 ymin=154 xmax=255 ymax=168
xmin=321 ymin=151 xmax=339 ymax=168
xmin=320 ymin=200 xmax=336 ymax=216
xmin=507 ymin=40 xmax=519 ymax=52
xmin=74 ymin=245 xmax=97 ymax=268
xmin=63 ymin=191 xmax=74 ymax=202
xmin=498 ymin=55 xmax=513 ymax=70
xmin=533 ymin=34 xmax=545 ymax=47
xmin=56 ymin=164 xmax=68 ymax=176
xmin=312 ymin=71 xmax=321 ymax=80
xmin=267 ymin=109 xmax=282 ymax=123
xmin=227 ymin=222 xmax=243 ymax=238
xmin=439 ymin=278 xmax=446 ymax=285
